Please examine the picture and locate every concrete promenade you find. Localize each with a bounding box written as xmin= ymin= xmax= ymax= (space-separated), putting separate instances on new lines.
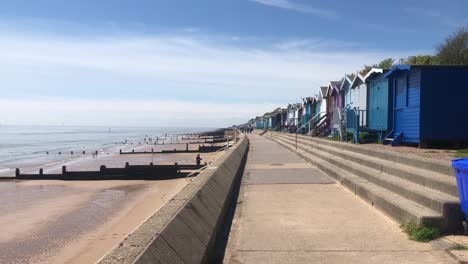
xmin=223 ymin=134 xmax=457 ymax=264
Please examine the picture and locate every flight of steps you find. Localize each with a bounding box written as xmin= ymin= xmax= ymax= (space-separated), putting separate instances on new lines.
xmin=265 ymin=132 xmax=463 ymax=234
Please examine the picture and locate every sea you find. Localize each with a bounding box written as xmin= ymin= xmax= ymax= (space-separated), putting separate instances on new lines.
xmin=0 ymin=125 xmax=209 ymax=175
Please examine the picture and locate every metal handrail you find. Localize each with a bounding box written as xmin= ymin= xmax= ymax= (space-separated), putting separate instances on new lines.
xmin=293 ymin=111 xmax=326 ymax=149
xmin=295 ymin=111 xmax=325 ymax=134
xmin=185 ymin=164 xmax=209 ymax=181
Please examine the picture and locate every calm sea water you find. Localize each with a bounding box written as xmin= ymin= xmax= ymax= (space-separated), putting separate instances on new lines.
xmin=0 ymin=125 xmax=208 ymax=172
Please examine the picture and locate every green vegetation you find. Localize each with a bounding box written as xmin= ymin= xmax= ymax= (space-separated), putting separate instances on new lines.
xmin=437 ymin=26 xmax=468 ymax=65
xmin=360 ymin=58 xmax=396 ymax=76
xmin=401 ymin=221 xmax=440 ymax=242
xmin=327 ymin=133 xmax=340 ymax=141
xmin=376 ymin=137 xmax=382 ymax=144
xmin=455 ymin=149 xmax=468 ymax=158
xmin=451 ymin=244 xmax=468 ymax=250
xmin=360 ymin=25 xmax=468 ymax=74
xmin=399 ymin=55 xmax=439 ymax=65
xmin=358 ymin=132 xmax=367 ymax=143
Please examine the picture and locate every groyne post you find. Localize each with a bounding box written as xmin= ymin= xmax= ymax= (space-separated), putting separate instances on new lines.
xmin=100 ymin=165 xmax=107 ymax=175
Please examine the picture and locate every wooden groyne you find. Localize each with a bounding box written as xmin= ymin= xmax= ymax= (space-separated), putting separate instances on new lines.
xmin=120 ymin=145 xmax=225 ymax=155
xmin=12 ymin=163 xmax=206 ymax=181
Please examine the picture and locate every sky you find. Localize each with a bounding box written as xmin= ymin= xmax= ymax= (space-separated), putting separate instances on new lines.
xmin=0 ymin=0 xmax=466 ymax=127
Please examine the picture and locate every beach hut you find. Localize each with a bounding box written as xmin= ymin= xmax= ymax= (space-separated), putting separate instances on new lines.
xmin=280 ymin=108 xmax=288 ymax=131
xmin=349 ymin=73 xmax=368 ymax=126
xmin=327 ymin=81 xmax=344 ymax=138
xmin=383 ymin=65 xmax=468 ymax=147
xmin=319 ymin=86 xmax=328 ymax=118
xmin=297 ymin=103 xmax=304 ymax=129
xmin=327 ymin=81 xmax=344 ymax=114
xmin=340 ymin=74 xmax=355 ymax=109
xmin=303 ymin=97 xmax=315 ymax=121
xmin=265 ymin=113 xmax=273 ymax=130
xmin=364 ymin=68 xmax=392 ymax=136
xmin=269 ymin=108 xmax=282 ymax=130
xmin=301 ymin=97 xmax=315 ymax=133
xmin=255 ymin=116 xmax=263 ymax=129
xmin=287 ymin=104 xmax=298 ymax=131
xmin=310 ymin=87 xmax=331 ymax=137
xmin=314 ymin=94 xmax=321 ymax=119
xmin=350 ymin=73 xmax=367 ymax=112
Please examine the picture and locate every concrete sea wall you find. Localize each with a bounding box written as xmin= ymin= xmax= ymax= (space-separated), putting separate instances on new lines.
xmin=98 ymin=135 xmax=249 ymax=264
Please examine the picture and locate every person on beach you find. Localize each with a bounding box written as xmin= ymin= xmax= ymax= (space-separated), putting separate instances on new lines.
xmin=196 ymin=154 xmax=203 ymax=165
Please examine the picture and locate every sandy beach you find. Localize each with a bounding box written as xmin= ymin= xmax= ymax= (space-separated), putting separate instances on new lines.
xmin=0 ymin=138 xmax=227 ymax=263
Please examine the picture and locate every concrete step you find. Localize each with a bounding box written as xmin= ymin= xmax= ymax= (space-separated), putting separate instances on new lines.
xmin=279 ymin=133 xmax=454 ymax=177
xmin=266 ymin=135 xmax=463 ymax=233
xmin=267 ymin=136 xmax=445 ymax=228
xmin=274 ymin=135 xmax=459 ymax=214
xmin=276 ymin=133 xmax=458 ymax=197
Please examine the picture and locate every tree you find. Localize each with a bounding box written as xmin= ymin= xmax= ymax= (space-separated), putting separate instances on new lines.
xmin=359 ymin=65 xmax=372 ymax=76
xmin=436 ymin=26 xmax=468 ymax=65
xmin=399 ymin=55 xmax=438 ymax=65
xmin=359 ymin=58 xmax=395 ymax=76
xmin=376 ymin=58 xmax=395 ymax=69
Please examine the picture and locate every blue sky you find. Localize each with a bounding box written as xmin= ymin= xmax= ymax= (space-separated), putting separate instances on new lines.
xmin=0 ymin=0 xmax=466 ymax=127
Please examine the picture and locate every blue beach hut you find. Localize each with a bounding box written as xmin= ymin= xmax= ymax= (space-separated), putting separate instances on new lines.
xmin=364 ymin=68 xmax=392 ymax=136
xmin=383 ymin=65 xmax=468 ymax=147
xmin=315 ymin=94 xmax=321 ymax=119
xmin=255 ymin=116 xmax=263 ymax=129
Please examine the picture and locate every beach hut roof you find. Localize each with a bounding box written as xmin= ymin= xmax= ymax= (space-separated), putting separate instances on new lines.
xmin=320 ymin=86 xmax=328 ymax=98
xmin=303 ymin=96 xmax=315 ymax=104
xmin=350 ymin=73 xmax=365 ymax=89
xmin=327 ymin=80 xmax=342 ymax=96
xmin=363 ymin=68 xmax=386 ymax=82
xmin=339 ymin=74 xmax=354 ymax=90
xmin=383 ymin=64 xmax=414 ymax=78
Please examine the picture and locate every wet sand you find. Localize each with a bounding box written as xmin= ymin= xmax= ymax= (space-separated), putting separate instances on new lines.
xmin=0 ymin=179 xmax=187 ymax=264
xmin=0 ymin=138 xmax=227 ymax=263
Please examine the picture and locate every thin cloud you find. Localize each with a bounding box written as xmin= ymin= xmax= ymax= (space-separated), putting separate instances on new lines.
xmin=274 ymin=38 xmax=362 ymax=51
xmin=403 ymin=7 xmax=461 ymax=28
xmin=0 ymin=24 xmax=414 ymax=126
xmin=250 ymin=0 xmax=338 ymax=19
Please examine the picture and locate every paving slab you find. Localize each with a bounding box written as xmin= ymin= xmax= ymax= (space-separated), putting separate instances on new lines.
xmin=243 ymin=168 xmax=334 ymax=185
xmin=223 ymin=134 xmax=458 ymax=264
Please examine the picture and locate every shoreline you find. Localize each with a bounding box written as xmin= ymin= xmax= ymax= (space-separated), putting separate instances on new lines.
xmin=0 ymin=131 xmax=228 ymax=263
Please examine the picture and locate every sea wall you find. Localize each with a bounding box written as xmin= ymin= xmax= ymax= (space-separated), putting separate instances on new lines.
xmin=98 ymin=135 xmax=249 ymax=264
